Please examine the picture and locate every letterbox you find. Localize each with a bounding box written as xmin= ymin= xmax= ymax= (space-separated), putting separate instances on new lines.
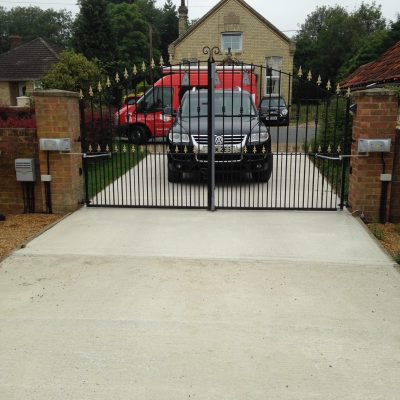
xmin=358 ymin=139 xmax=391 ymax=153
xmin=15 ymin=158 xmax=36 ymax=182
xmin=39 ymin=138 xmax=71 ymax=152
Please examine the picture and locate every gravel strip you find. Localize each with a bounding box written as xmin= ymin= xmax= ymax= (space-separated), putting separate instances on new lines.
xmin=0 ymin=214 xmax=64 ymax=261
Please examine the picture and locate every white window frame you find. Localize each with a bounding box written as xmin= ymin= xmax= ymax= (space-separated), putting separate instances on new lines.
xmin=221 ymin=32 xmax=243 ymax=53
xmin=265 ymin=56 xmax=283 ymax=95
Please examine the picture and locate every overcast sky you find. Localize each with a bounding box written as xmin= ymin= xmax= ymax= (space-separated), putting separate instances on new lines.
xmin=0 ymin=0 xmax=398 ymax=33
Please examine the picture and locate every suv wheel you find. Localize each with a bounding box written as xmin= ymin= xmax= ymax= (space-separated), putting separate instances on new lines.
xmin=252 ymin=161 xmax=273 ymax=183
xmin=168 ymin=162 xmax=182 ymax=183
xmin=128 ymin=125 xmax=148 ymax=144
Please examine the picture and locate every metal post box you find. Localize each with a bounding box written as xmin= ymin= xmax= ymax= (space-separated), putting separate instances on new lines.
xmin=358 ymin=138 xmax=391 ymax=153
xmin=39 ymin=138 xmax=71 ymax=151
xmin=15 ymin=158 xmax=36 ymax=182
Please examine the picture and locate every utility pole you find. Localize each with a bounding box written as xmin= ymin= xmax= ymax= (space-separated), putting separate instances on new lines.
xmin=148 ymin=23 xmax=154 ymax=84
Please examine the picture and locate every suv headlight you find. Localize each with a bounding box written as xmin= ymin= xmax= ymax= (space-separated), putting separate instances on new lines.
xmin=168 ymin=131 xmax=190 ymax=144
xmin=281 ymin=108 xmax=288 ymax=116
xmin=249 ymin=130 xmax=270 ymax=144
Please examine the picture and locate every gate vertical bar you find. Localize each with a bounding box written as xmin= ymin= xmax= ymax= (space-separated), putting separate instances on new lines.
xmin=340 ymin=96 xmax=351 ymax=210
xmin=206 ymin=49 xmax=216 ymax=211
xmin=79 ymin=96 xmax=90 ymax=206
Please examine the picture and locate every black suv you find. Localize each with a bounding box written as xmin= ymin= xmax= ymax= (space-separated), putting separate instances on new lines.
xmin=167 ymin=89 xmax=273 ymax=183
xmin=259 ymin=95 xmax=289 ymax=126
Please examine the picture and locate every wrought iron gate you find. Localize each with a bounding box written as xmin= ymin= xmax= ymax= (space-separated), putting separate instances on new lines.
xmin=80 ymin=50 xmax=351 ymax=211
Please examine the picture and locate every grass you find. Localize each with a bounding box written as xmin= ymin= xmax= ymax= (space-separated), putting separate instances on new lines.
xmin=370 ymin=223 xmax=385 ymax=241
xmin=367 ymin=223 xmax=400 ymax=265
xmin=289 ymin=103 xmax=320 ymax=125
xmin=86 ymin=143 xmax=146 ymax=199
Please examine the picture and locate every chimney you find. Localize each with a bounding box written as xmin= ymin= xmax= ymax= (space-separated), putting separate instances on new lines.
xmin=9 ymin=35 xmax=22 ymax=50
xmin=178 ymin=0 xmax=188 ymax=37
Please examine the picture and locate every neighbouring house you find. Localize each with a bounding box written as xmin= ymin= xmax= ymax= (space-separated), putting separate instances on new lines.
xmin=168 ymin=0 xmax=295 ymax=101
xmin=341 ymin=41 xmax=400 ymax=90
xmin=0 ymin=37 xmax=61 ymax=106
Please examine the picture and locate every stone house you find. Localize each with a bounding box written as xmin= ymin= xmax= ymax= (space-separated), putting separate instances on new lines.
xmin=0 ymin=37 xmax=61 ymax=106
xmin=168 ymin=0 xmax=296 ymax=101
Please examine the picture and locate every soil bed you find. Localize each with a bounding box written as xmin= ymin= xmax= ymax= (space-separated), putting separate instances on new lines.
xmin=368 ymin=223 xmax=400 ymax=264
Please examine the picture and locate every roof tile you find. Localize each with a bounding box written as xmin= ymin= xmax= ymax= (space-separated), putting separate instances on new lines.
xmin=342 ymin=41 xmax=400 ymax=88
xmin=0 ymin=37 xmax=61 ymax=81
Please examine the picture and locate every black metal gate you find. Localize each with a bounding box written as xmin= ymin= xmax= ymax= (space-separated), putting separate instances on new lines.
xmin=80 ymin=50 xmax=351 ymax=211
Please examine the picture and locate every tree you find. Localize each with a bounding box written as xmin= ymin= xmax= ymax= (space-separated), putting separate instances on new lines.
xmin=339 ymin=16 xmax=400 ymax=79
xmin=0 ymin=6 xmax=73 ymax=49
xmin=108 ymin=2 xmax=149 ymax=68
xmin=73 ymin=0 xmax=117 ymax=72
xmin=42 ymin=51 xmax=101 ymax=93
xmin=294 ymin=2 xmax=386 ymax=83
xmin=159 ymin=0 xmax=179 ymax=59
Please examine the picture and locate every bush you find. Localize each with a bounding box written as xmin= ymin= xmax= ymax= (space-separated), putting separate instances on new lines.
xmin=313 ymin=96 xmax=350 ymax=152
xmin=0 ymin=106 xmax=36 ymax=128
xmin=395 ymin=253 xmax=400 ymax=265
xmin=83 ymin=109 xmax=114 ymax=150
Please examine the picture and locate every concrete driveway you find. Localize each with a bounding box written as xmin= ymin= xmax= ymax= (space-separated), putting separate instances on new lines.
xmin=1 ymin=208 xmax=399 ymax=399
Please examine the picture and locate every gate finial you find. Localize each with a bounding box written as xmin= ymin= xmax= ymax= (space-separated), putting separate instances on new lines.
xmin=297 ymin=66 xmax=303 ymax=78
xmin=326 ymin=80 xmax=332 ymax=91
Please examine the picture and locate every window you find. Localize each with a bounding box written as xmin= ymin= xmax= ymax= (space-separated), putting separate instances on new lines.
xmin=221 ymin=33 xmax=243 ymax=53
xmin=182 ymin=58 xmax=198 ymax=66
xmin=266 ymin=56 xmax=283 ymax=95
xmin=33 ymin=80 xmax=43 ymax=91
xmin=141 ymin=87 xmax=173 ymax=112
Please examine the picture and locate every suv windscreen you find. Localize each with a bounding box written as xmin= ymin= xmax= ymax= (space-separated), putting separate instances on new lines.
xmin=181 ymin=92 xmax=256 ymax=118
xmin=261 ymin=97 xmax=286 ymax=109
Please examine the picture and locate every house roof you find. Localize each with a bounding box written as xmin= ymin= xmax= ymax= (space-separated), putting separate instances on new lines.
xmin=342 ymin=41 xmax=400 ymax=89
xmin=170 ymin=0 xmax=292 ymax=49
xmin=0 ymin=37 xmax=61 ymax=82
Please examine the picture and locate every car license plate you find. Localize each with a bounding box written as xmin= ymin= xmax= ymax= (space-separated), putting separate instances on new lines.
xmin=266 ymin=116 xmax=278 ymax=120
xmin=200 ymin=146 xmax=240 ymax=153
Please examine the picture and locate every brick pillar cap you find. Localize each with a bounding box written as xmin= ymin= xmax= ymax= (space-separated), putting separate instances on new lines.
xmin=352 ymin=88 xmax=398 ymax=97
xmin=34 ymin=89 xmax=79 ymax=98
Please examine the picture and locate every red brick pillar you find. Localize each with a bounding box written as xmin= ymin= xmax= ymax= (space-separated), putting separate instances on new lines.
xmin=390 ymin=116 xmax=400 ymax=223
xmin=34 ymin=90 xmax=84 ymax=213
xmin=348 ymin=89 xmax=398 ymax=223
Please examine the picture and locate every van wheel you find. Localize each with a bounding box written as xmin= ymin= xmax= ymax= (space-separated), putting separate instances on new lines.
xmin=168 ymin=162 xmax=182 ymax=183
xmin=128 ymin=125 xmax=148 ymax=144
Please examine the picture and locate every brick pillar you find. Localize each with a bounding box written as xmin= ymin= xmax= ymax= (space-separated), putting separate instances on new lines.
xmin=34 ymin=90 xmax=83 ymax=213
xmin=390 ymin=113 xmax=400 ymax=222
xmin=348 ymin=89 xmax=398 ymax=223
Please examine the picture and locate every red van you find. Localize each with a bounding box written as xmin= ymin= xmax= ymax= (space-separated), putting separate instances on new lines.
xmin=116 ymin=65 xmax=258 ymax=144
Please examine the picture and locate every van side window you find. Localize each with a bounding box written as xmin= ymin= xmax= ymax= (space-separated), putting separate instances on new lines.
xmin=143 ymin=87 xmax=173 ymax=112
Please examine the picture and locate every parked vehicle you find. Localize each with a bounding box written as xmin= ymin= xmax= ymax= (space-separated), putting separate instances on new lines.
xmin=259 ymin=95 xmax=289 ymax=126
xmin=167 ymin=89 xmax=273 ymax=183
xmin=115 ymin=65 xmax=258 ymax=144
xmin=122 ymin=92 xmax=144 ymax=105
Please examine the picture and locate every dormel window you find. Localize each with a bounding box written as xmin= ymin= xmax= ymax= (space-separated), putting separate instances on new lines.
xmin=221 ymin=33 xmax=243 ymax=53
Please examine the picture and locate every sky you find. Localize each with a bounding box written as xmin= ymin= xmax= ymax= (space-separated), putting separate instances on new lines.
xmin=0 ymin=0 xmax=398 ymax=34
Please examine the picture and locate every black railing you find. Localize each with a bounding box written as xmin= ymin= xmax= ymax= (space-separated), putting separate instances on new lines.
xmin=79 ymin=58 xmax=351 ymax=211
